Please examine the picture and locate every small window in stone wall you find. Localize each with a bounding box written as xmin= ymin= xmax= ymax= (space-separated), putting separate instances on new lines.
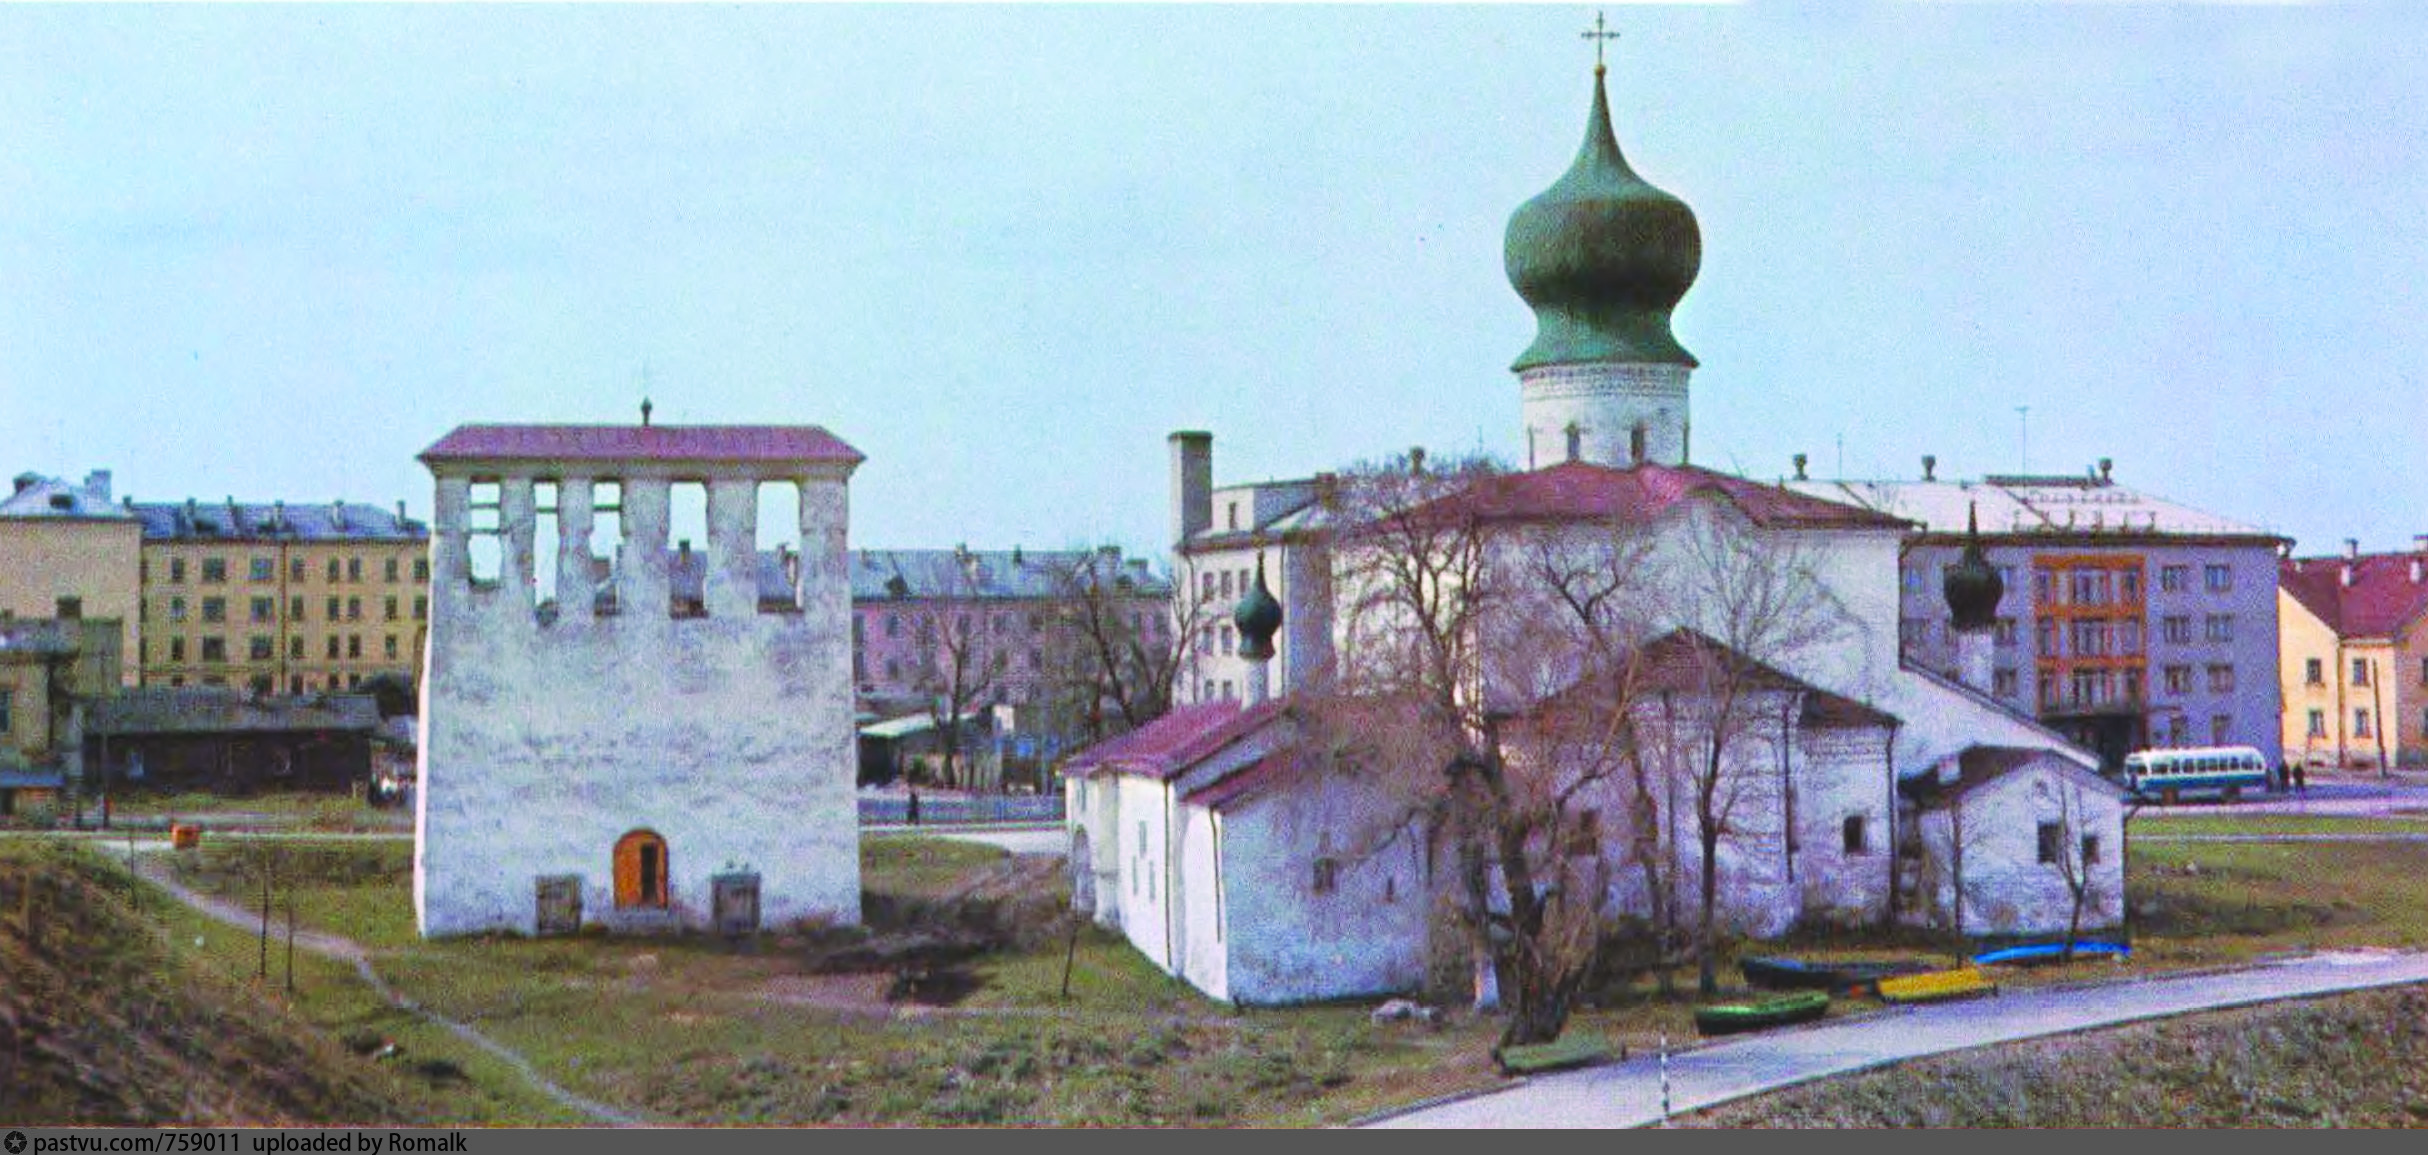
xmin=1311 ymin=857 xmax=1339 ymax=895
xmin=2037 ymin=821 xmax=2063 ymax=865
xmin=2080 ymin=834 xmax=2101 ymax=866
xmin=1842 ymin=814 xmax=1868 ymax=856
xmin=1565 ymin=809 xmax=1601 ymax=857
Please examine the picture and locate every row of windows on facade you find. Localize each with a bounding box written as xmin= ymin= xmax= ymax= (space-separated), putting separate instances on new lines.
xmin=150 ymin=554 xmax=427 ymax=586
xmin=1901 ymin=613 xmax=2239 ymax=652
xmin=1197 ymin=564 xmax=1261 ymax=606
xmin=1903 ymin=562 xmax=2235 ymax=604
xmin=143 ymin=631 xmax=416 ymax=664
xmin=856 ymin=649 xmax=1051 ymax=686
xmin=863 ymin=608 xmax=1160 ymax=644
xmin=2302 ymin=707 xmax=2425 ymax=741
xmin=2302 ymin=657 xmax=2428 ymax=688
xmin=151 ymin=671 xmax=395 ymax=695
xmin=153 ymin=593 xmax=426 ymax=625
xmin=2158 ymin=714 xmax=2244 ymax=747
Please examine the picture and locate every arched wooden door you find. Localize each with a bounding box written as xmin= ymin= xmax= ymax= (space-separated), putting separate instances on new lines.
xmin=613 ymin=829 xmax=669 ymax=908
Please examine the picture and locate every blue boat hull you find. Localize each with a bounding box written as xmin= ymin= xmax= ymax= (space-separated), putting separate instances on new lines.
xmin=1971 ymin=941 xmax=2130 ymax=967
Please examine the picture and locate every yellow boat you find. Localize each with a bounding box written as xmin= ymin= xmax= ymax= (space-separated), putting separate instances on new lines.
xmin=1875 ymin=966 xmax=1997 ymax=1004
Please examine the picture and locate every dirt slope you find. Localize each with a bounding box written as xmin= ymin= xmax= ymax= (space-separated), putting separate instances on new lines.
xmin=0 ymin=843 xmax=413 ymax=1126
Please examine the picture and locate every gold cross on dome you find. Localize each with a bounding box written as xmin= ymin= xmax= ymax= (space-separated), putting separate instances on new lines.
xmin=1581 ymin=11 xmax=1620 ymax=72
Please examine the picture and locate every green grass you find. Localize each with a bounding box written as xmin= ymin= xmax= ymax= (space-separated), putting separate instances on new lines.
xmin=106 ymin=829 xmax=2428 ymax=1126
xmin=2126 ymin=840 xmax=2428 ymax=962
xmin=858 ymin=835 xmax=1012 ymax=899
xmin=2132 ymin=813 xmax=2428 ymax=837
xmin=1683 ymin=985 xmax=2428 ymax=1127
xmin=143 ymin=886 xmax=589 ymax=1125
xmin=160 ymin=839 xmax=421 ymax=949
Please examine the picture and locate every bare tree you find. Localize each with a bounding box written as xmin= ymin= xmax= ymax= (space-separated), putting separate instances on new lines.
xmin=1035 ymin=548 xmax=1200 ymax=747
xmin=1524 ymin=527 xmax=1682 ymax=993
xmin=1308 ymin=449 xmax=1633 ymax=1047
xmin=2050 ymin=779 xmax=2117 ymax=960
xmin=1651 ymin=510 xmax=1854 ymax=997
xmin=904 ymin=554 xmax=1006 ymax=790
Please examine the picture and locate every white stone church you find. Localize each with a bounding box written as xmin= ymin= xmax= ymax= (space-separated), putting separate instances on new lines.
xmin=1066 ymin=60 xmax=2127 ymax=1006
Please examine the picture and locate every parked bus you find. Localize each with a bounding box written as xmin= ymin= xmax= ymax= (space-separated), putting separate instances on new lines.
xmin=2121 ymin=745 xmax=2271 ymax=804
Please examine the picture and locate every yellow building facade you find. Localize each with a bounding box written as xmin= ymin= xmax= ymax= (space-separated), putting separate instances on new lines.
xmin=2279 ymin=550 xmax=2428 ymax=770
xmin=0 ymin=471 xmax=141 ymax=683
xmin=133 ymin=499 xmax=430 ymax=695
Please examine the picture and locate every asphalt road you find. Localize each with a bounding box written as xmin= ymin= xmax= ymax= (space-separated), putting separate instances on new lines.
xmin=1367 ymin=949 xmax=2428 ymax=1128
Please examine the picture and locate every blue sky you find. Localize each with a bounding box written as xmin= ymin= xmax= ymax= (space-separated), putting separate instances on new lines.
xmin=2 ymin=4 xmax=2421 ymax=560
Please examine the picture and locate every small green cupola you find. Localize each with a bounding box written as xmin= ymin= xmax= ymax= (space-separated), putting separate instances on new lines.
xmin=1505 ymin=64 xmax=1701 ymax=372
xmin=1233 ymin=556 xmax=1283 ymax=662
xmin=1942 ymin=504 xmax=2005 ymax=632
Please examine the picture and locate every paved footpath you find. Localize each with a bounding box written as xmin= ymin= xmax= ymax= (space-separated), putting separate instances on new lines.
xmin=1369 ymin=949 xmax=2428 ymax=1128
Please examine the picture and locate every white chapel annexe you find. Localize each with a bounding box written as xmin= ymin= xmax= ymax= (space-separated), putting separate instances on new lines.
xmin=415 ymin=422 xmax=864 ymax=937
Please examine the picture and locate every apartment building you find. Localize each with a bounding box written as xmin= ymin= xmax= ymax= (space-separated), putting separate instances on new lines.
xmin=1787 ymin=459 xmax=2288 ymax=772
xmin=131 ymin=497 xmax=430 ymax=694
xmin=849 ymin=545 xmax=1172 ymax=737
xmin=2280 ymin=541 xmax=2428 ymax=770
xmin=0 ymin=471 xmax=141 ymax=681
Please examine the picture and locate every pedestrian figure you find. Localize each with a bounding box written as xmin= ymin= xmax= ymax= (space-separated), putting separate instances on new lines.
xmin=2294 ymin=760 xmax=2308 ymax=794
xmin=907 ymin=789 xmax=921 ymax=826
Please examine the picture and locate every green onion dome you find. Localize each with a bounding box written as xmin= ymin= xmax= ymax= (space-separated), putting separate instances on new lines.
xmin=1506 ymin=67 xmax=1701 ymax=372
xmin=1942 ymin=504 xmax=2005 ymax=632
xmin=1233 ymin=558 xmax=1283 ymax=662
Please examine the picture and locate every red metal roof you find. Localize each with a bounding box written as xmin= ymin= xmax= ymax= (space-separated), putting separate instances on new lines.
xmin=2281 ymin=553 xmax=2428 ymax=640
xmin=420 ymin=424 xmax=863 ymax=467
xmin=1062 ymin=698 xmax=1288 ymax=782
xmin=1400 ymin=461 xmax=1913 ymax=531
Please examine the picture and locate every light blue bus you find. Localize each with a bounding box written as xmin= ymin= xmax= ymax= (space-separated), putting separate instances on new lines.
xmin=2122 ymin=745 xmax=2271 ymax=805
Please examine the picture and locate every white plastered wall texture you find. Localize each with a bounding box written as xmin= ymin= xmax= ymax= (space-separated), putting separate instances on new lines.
xmin=415 ymin=466 xmax=859 ymax=937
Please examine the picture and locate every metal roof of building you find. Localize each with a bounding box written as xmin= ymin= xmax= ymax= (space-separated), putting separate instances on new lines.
xmin=1780 ymin=476 xmax=2275 ymax=540
xmin=848 ymin=548 xmax=1169 ymax=602
xmin=2281 ymin=551 xmax=2428 ymax=640
xmin=0 ymin=471 xmax=132 ymax=520
xmin=420 ymin=424 xmax=863 ymax=467
xmin=87 ymin=689 xmax=382 ymax=737
xmin=127 ymin=498 xmax=426 ymax=543
xmin=1412 ymin=461 xmax=1913 ymax=532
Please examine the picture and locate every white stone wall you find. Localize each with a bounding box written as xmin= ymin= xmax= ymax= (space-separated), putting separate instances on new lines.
xmin=1635 ymin=690 xmax=1799 ymax=939
xmin=1177 ymin=806 xmax=1228 ymax=1000
xmin=1108 ymin=774 xmax=1178 ymax=971
xmin=1216 ymin=772 xmax=1431 ymax=1005
xmin=1914 ymin=762 xmax=2126 ymax=938
xmin=1791 ymin=726 xmax=1897 ymax=927
xmin=416 ymin=465 xmax=859 ymax=937
xmin=1518 ymin=362 xmax=1693 ymax=469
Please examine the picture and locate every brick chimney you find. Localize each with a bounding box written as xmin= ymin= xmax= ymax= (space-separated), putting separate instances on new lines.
xmin=1169 ymin=431 xmax=1212 ymax=547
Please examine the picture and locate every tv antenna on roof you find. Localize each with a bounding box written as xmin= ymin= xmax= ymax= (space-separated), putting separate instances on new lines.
xmin=2015 ymin=405 xmax=2030 ymax=473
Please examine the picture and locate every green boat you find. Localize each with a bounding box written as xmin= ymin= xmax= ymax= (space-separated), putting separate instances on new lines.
xmin=1693 ymin=989 xmax=1831 ymax=1036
